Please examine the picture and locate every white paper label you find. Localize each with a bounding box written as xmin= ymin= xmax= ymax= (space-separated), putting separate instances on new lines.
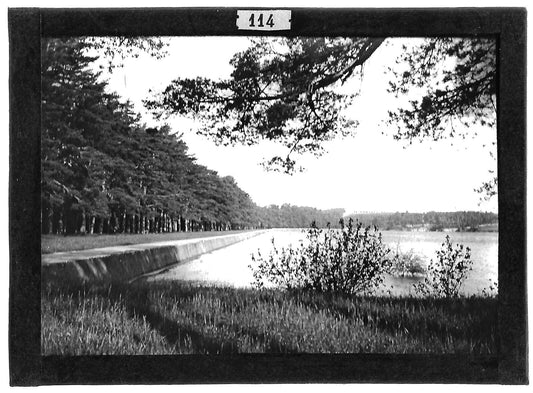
xmin=236 ymin=10 xmax=292 ymax=31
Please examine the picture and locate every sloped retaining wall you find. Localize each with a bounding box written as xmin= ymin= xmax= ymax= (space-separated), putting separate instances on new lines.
xmin=42 ymin=231 xmax=265 ymax=285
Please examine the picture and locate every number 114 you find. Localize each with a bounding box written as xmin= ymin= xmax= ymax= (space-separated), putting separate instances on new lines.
xmin=249 ymin=13 xmax=275 ymax=28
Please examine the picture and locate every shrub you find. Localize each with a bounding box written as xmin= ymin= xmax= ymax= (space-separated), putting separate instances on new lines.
xmin=389 ymin=244 xmax=426 ymax=277
xmin=413 ymin=235 xmax=472 ymax=298
xmin=250 ymin=219 xmax=391 ymax=295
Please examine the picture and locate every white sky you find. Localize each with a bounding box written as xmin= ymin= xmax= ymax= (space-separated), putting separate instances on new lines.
xmin=102 ymin=36 xmax=498 ymax=214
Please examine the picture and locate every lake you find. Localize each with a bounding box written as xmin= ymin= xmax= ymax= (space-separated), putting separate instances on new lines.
xmin=147 ymin=229 xmax=498 ymax=296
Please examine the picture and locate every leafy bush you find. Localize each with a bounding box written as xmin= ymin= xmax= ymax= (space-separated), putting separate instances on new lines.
xmin=414 ymin=235 xmax=472 ymax=298
xmin=250 ymin=219 xmax=391 ymax=295
xmin=389 ymin=244 xmax=426 ymax=277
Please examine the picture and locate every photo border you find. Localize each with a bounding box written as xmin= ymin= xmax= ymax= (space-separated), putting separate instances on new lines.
xmin=8 ymin=7 xmax=527 ymax=385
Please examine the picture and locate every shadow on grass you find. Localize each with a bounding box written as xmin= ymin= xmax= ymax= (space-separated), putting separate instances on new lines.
xmin=121 ymin=283 xmax=298 ymax=354
xmin=109 ymin=283 xmax=239 ymax=354
xmin=283 ymin=290 xmax=497 ymax=352
xmin=42 ymin=282 xmax=237 ymax=354
xmin=42 ymin=281 xmax=497 ymax=355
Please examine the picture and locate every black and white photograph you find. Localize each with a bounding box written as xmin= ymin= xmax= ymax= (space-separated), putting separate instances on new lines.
xmin=8 ymin=7 xmax=527 ymax=385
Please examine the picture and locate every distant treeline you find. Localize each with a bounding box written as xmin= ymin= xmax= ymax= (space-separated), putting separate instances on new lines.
xmin=41 ymin=38 xmax=345 ymax=235
xmin=257 ymin=206 xmax=345 ymax=229
xmin=346 ymin=211 xmax=498 ymax=231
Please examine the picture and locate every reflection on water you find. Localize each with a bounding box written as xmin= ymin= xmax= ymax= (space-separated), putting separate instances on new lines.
xmin=147 ymin=230 xmax=305 ymax=288
xmin=380 ymin=231 xmax=498 ymax=295
xmin=148 ymin=229 xmax=498 ymax=296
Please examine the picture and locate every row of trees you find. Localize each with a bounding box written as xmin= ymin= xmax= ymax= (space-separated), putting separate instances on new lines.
xmin=41 ymin=38 xmax=252 ymax=235
xmin=347 ymin=211 xmax=498 ymax=231
xmin=41 ymin=38 xmax=346 ymax=235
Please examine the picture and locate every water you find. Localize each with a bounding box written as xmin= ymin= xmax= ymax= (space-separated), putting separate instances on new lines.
xmin=380 ymin=230 xmax=498 ymax=296
xmin=148 ymin=229 xmax=498 ymax=296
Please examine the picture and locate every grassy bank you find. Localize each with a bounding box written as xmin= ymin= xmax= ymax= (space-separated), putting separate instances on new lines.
xmin=41 ymin=230 xmax=253 ymax=254
xmin=42 ymin=281 xmax=497 ymax=355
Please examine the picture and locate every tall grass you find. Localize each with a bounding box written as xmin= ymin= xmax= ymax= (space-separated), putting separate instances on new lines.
xmin=42 ymin=281 xmax=497 ymax=355
xmin=41 ymin=286 xmax=176 ymax=355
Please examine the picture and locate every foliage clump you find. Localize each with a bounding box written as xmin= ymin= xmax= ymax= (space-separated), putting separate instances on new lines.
xmin=389 ymin=245 xmax=426 ymax=277
xmin=145 ymin=37 xmax=384 ymax=174
xmin=413 ymin=235 xmax=472 ymax=298
xmin=250 ymin=219 xmax=391 ymax=295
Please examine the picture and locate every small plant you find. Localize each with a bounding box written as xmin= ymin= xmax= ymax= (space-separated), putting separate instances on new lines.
xmin=481 ymin=279 xmax=498 ymax=297
xmin=414 ymin=235 xmax=472 ymax=298
xmin=389 ymin=244 xmax=426 ymax=277
xmin=250 ymin=219 xmax=391 ymax=295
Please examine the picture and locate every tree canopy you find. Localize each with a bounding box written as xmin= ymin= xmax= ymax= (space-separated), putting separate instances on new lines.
xmin=41 ymin=38 xmax=346 ymax=235
xmin=41 ymin=36 xmax=497 ymax=236
xmin=144 ymin=37 xmax=384 ymax=173
xmin=144 ymin=37 xmax=497 ymax=197
xmin=386 ymin=38 xmax=496 ymax=141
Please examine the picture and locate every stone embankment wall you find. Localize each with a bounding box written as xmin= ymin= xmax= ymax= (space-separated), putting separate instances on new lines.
xmin=42 ymin=231 xmax=265 ymax=285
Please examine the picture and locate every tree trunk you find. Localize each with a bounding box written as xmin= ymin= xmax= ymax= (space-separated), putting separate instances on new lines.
xmin=122 ymin=212 xmax=127 ymax=233
xmin=45 ymin=207 xmax=53 ymax=235
xmin=57 ymin=211 xmax=64 ymax=235
xmin=88 ymin=216 xmax=95 ymax=234
xmin=110 ymin=213 xmax=116 ymax=234
xmin=79 ymin=209 xmax=86 ymax=234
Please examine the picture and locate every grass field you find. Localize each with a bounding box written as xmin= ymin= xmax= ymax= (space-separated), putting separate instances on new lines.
xmin=41 ymin=230 xmax=253 ymax=254
xmin=42 ymin=281 xmax=497 ymax=355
